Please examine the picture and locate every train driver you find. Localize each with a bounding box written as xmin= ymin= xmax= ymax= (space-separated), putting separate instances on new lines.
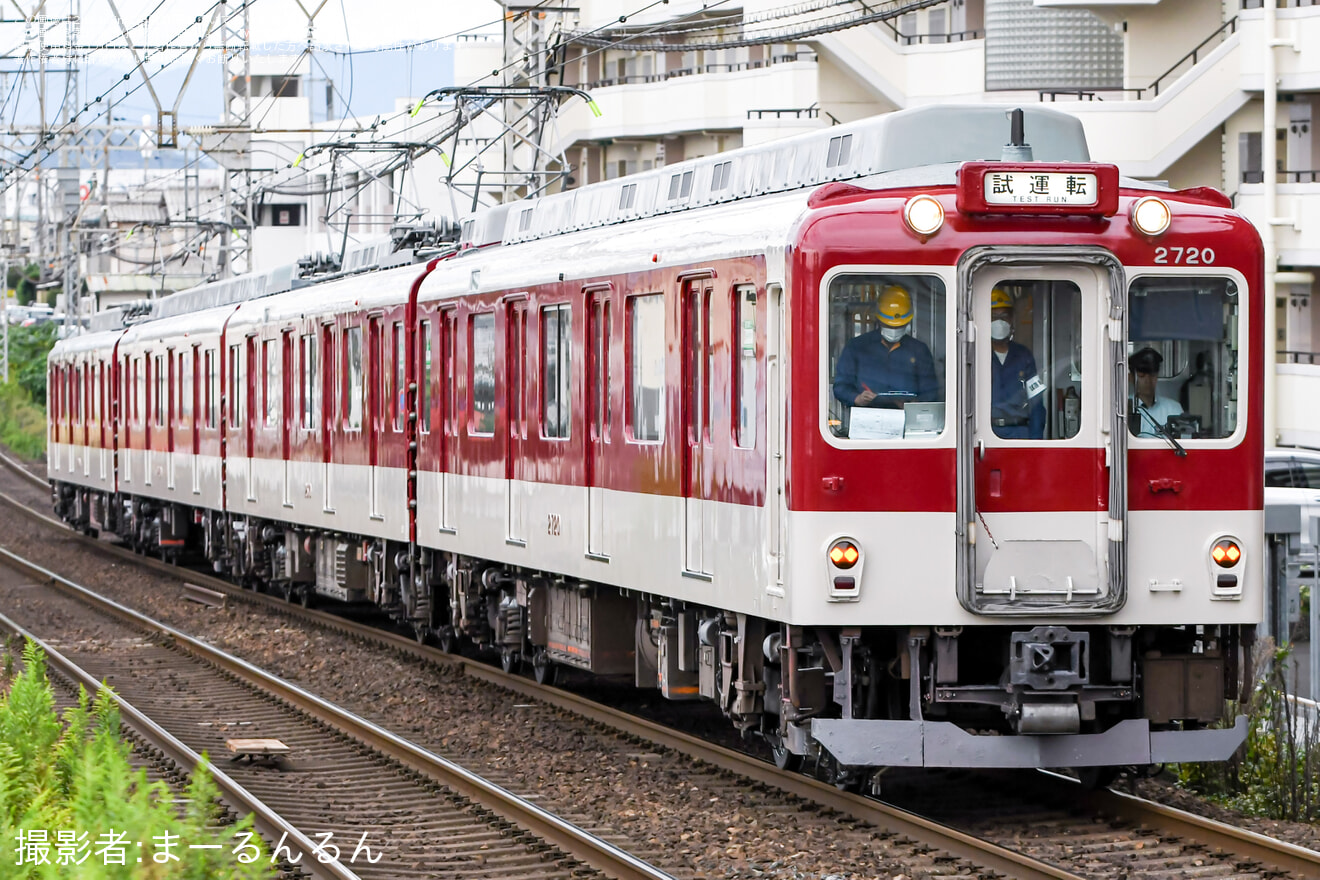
xmin=832 ymin=284 xmax=939 ymax=409
xmin=1129 ymin=346 xmax=1183 ymax=438
xmin=988 ymin=287 xmax=1045 ymax=439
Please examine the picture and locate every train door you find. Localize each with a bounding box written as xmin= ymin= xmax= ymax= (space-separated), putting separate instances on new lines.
xmin=368 ymin=317 xmax=383 ymax=519
xmin=682 ymin=275 xmax=715 ymax=578
xmin=438 ymin=309 xmax=456 ymax=531
xmin=961 ymin=259 xmax=1126 ymax=614
xmin=245 ymin=337 xmax=257 ymax=502
xmin=167 ymin=350 xmax=178 ymax=490
xmin=586 ymin=286 xmax=611 ymax=558
xmin=281 ymin=330 xmax=294 ymax=508
xmin=321 ymin=325 xmax=335 ymax=512
xmin=505 ymin=299 xmax=529 ymax=545
xmin=191 ymin=347 xmax=201 ymax=495
xmin=765 ymin=283 xmax=785 ymax=592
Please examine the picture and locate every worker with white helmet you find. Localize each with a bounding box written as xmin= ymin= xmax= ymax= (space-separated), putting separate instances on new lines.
xmin=832 ymin=283 xmax=939 ymax=409
xmin=988 ymin=287 xmax=1045 ymax=439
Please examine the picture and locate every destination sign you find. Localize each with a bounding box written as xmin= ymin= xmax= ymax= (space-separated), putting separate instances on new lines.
xmin=982 ymin=171 xmax=1099 ymax=207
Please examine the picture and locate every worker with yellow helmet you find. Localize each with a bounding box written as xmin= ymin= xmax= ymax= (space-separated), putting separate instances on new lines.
xmin=832 ymin=283 xmax=939 ymax=408
xmin=989 ymin=287 xmax=1045 ymax=439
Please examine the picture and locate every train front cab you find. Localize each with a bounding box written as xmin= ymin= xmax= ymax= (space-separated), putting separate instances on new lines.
xmin=787 ymin=182 xmax=1261 ymax=771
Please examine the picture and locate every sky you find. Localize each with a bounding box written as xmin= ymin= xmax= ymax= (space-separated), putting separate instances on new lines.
xmin=0 ymin=0 xmax=502 ymax=167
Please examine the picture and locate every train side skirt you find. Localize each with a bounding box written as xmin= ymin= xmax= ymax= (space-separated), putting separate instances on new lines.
xmin=811 ymin=716 xmax=1249 ymax=768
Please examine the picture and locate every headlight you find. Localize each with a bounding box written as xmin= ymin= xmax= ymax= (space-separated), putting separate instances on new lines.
xmin=904 ymin=195 xmax=945 ymax=237
xmin=828 ymin=539 xmax=860 ymax=570
xmin=1130 ymin=196 xmax=1171 ymax=236
xmin=1211 ymin=539 xmax=1242 ymax=569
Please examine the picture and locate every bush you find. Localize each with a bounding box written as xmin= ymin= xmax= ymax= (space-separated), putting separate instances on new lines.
xmin=1176 ymin=640 xmax=1320 ymax=821
xmin=0 ymin=382 xmax=47 ymax=460
xmin=0 ymin=640 xmax=275 ymax=879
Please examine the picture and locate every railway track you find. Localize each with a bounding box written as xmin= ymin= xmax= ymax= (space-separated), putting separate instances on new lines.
xmin=0 ymin=546 xmax=673 ymax=880
xmin=6 ymin=449 xmax=1320 ymax=879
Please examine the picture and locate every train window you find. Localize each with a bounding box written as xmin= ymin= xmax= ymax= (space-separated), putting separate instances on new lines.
xmin=228 ymin=345 xmax=243 ymax=428
xmin=1128 ymin=276 xmax=1239 ymax=440
xmin=987 ymin=281 xmax=1082 ymax=441
xmin=735 ymin=285 xmax=757 ymax=448
xmin=181 ymin=352 xmax=192 ymax=420
xmin=470 ymin=312 xmax=496 ymax=435
xmin=628 ymin=293 xmax=665 ymax=443
xmin=419 ymin=320 xmax=432 ymax=434
xmin=301 ymin=334 xmax=317 ymax=430
xmin=443 ymin=312 xmax=457 ymax=435
xmin=542 ymin=304 xmax=571 ymax=439
xmin=264 ymin=340 xmax=279 ymax=428
xmin=154 ymin=355 xmax=165 ymax=428
xmin=826 ymin=273 xmax=946 ymax=440
xmin=392 ymin=321 xmax=405 ymax=432
xmin=204 ymin=351 xmax=214 ymax=428
xmin=344 ymin=326 xmax=363 ymax=431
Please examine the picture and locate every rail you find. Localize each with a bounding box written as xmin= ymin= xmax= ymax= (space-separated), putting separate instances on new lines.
xmin=1283 ymin=350 xmax=1320 ymax=364
xmin=0 ymin=540 xmax=675 ymax=880
xmin=746 ymin=104 xmax=841 ymax=124
xmin=0 ymin=608 xmax=360 ymax=880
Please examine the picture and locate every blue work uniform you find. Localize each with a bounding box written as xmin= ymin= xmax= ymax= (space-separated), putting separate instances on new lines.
xmin=990 ymin=341 xmax=1045 ymax=439
xmin=832 ymin=331 xmax=939 ymax=407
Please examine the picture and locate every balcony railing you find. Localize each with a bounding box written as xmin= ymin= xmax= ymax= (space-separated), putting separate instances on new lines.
xmin=746 ymin=104 xmax=841 ymax=124
xmin=580 ymin=50 xmax=816 ymax=91
xmin=1241 ymin=170 xmax=1320 ymax=183
xmin=1037 ymin=16 xmax=1238 ymax=102
xmin=1283 ymin=351 xmax=1320 ymax=365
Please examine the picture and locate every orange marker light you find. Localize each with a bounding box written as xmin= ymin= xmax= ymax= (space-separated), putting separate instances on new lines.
xmin=1212 ymin=539 xmax=1241 ymax=568
xmin=829 ymin=539 xmax=860 ymax=570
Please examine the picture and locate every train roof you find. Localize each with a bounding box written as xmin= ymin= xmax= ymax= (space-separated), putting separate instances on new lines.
xmin=467 ymin=104 xmax=1091 ymax=249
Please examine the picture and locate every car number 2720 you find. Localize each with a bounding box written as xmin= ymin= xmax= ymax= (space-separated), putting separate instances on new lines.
xmin=1153 ymin=246 xmax=1214 ymax=265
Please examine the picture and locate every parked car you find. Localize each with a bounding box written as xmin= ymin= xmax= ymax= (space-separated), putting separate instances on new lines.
xmin=1266 ymin=447 xmax=1320 ymax=546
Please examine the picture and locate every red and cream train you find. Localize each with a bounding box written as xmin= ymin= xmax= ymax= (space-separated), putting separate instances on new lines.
xmin=48 ymin=105 xmax=1262 ymax=778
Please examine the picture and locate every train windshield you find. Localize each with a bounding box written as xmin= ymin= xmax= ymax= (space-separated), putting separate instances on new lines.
xmin=1127 ymin=276 xmax=1240 ymax=441
xmin=986 ymin=280 xmax=1083 ymax=441
xmin=826 ymin=273 xmax=947 ymax=440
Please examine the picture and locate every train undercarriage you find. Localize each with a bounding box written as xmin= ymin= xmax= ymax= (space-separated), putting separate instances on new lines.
xmin=55 ymin=482 xmax=1246 ymax=781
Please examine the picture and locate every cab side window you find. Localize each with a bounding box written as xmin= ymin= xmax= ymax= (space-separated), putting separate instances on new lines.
xmin=1128 ymin=276 xmax=1240 ymax=440
xmin=825 ymin=273 xmax=946 ymax=440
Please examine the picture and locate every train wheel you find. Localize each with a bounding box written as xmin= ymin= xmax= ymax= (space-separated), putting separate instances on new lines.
xmin=500 ymin=649 xmax=520 ymax=674
xmin=532 ymin=651 xmax=556 ymax=686
xmin=412 ymin=622 xmax=430 ymax=645
xmin=767 ymin=734 xmax=803 ymax=773
xmin=298 ymin=587 xmax=314 ymax=609
xmin=437 ymin=626 xmax=458 ymax=655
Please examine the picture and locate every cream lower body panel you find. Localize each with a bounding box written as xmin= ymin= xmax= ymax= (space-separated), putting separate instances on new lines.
xmin=116 ymin=449 xmax=223 ymax=511
xmin=227 ymin=458 xmax=407 ymax=543
xmin=415 ymin=472 xmax=778 ymax=618
xmin=785 ymin=508 xmax=1261 ymax=626
xmin=47 ymin=442 xmax=115 ymax=493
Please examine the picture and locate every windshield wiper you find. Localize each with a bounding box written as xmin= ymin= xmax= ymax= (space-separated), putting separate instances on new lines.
xmin=1137 ymin=404 xmax=1187 ymax=457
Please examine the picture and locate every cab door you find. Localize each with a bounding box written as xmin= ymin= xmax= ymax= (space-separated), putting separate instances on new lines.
xmin=961 ymin=257 xmax=1126 ymax=614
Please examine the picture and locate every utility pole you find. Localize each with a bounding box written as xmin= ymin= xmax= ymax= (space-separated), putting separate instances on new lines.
xmin=220 ymin=0 xmax=253 ymax=277
xmin=499 ymin=1 xmax=578 ymax=202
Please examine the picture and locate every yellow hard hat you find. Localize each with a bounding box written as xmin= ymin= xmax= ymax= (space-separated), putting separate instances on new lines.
xmin=876 ymin=285 xmax=913 ymax=327
xmin=990 ymin=287 xmax=1013 ymax=311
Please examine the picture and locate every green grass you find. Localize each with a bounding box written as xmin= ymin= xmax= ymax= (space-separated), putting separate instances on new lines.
xmin=1175 ymin=642 xmax=1320 ymax=822
xmin=0 ymin=640 xmax=275 ymax=879
xmin=0 ymin=381 xmax=47 ymax=460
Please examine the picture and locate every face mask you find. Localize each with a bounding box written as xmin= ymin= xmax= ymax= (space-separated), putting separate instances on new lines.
xmin=991 ymin=319 xmax=1012 ymax=341
xmin=880 ymin=326 xmax=906 ymax=343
